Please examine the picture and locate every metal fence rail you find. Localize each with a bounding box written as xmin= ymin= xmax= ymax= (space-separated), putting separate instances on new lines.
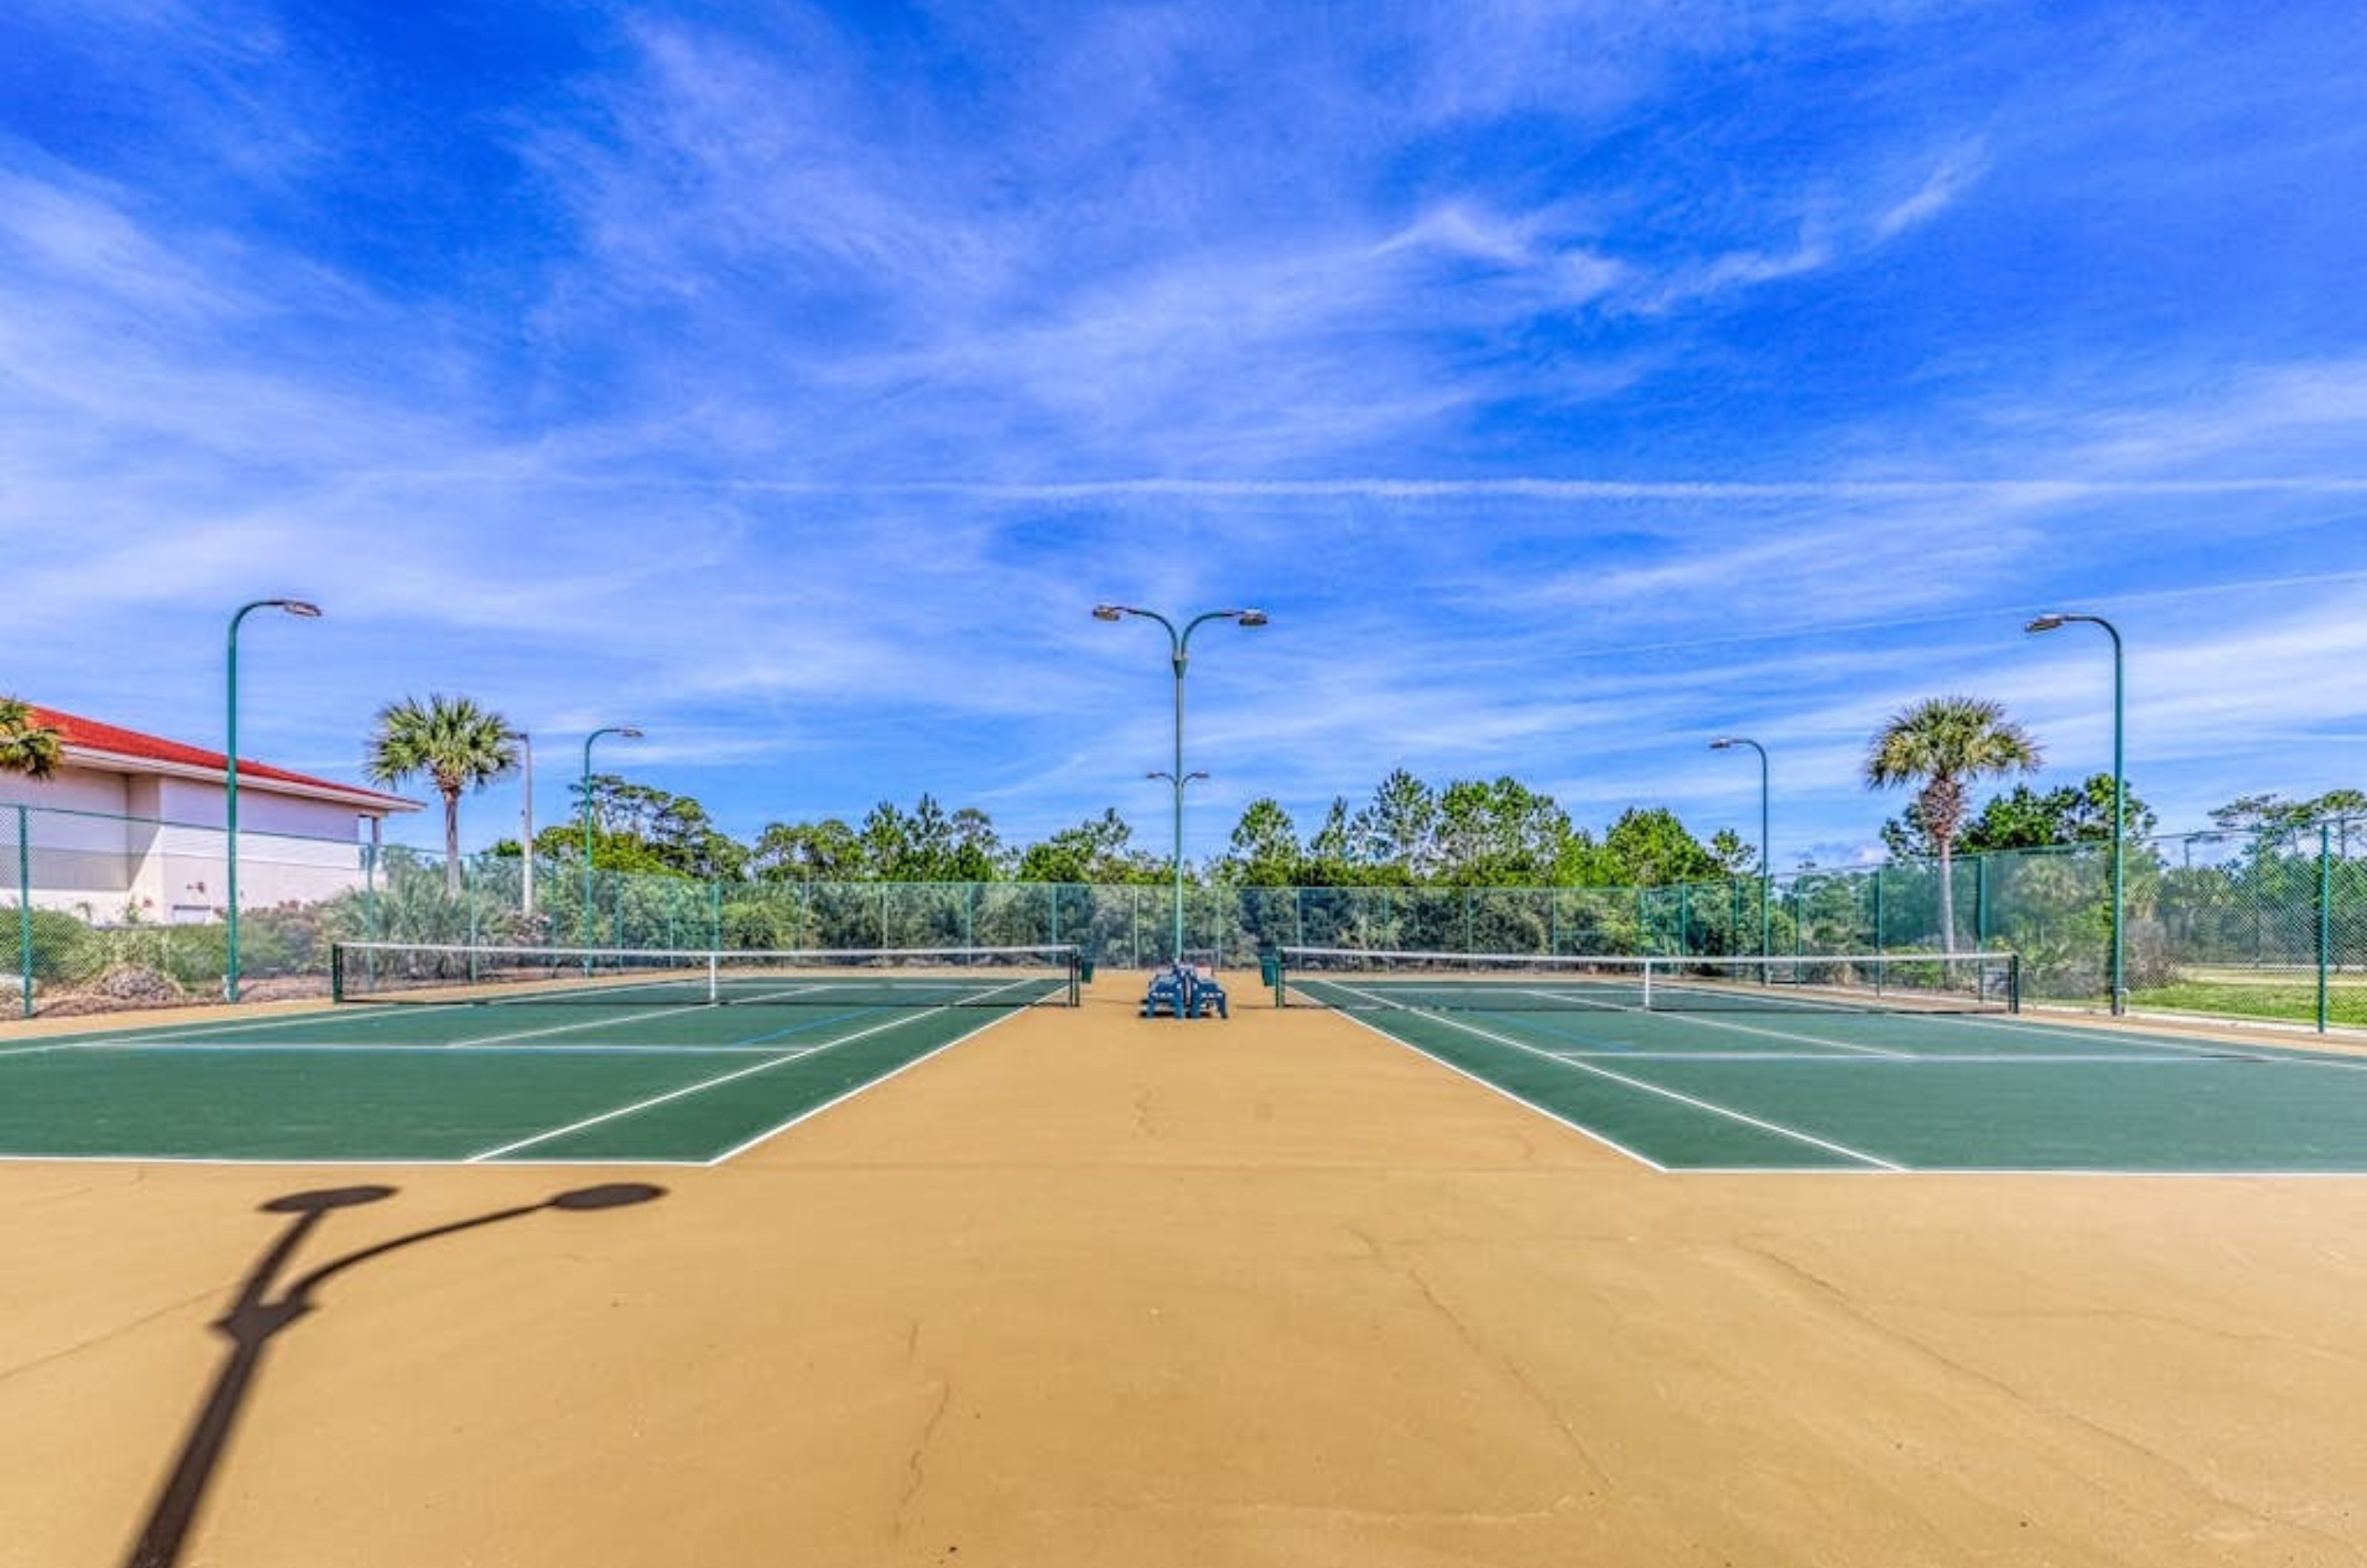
xmin=4 ymin=802 xmax=2363 ymax=1031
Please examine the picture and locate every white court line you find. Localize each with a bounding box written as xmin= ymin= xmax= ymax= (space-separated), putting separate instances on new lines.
xmin=1610 ymin=1007 xmax=1912 ymax=1058
xmin=450 ymin=995 xmax=770 ymax=1048
xmin=1318 ymin=978 xmax=1900 ymax=1170
xmin=0 ymin=1152 xmax=712 ymax=1168
xmin=704 ymin=1009 xmax=1030 ymax=1165
xmin=1302 ymin=979 xmax=1913 ymax=1059
xmin=0 ymin=999 xmax=485 ymax=1055
xmin=1328 ymin=1007 xmax=1669 ymax=1171
xmin=0 ymin=975 xmax=849 ymax=1058
xmin=1658 ymin=1163 xmax=2367 ymax=1179
xmin=1508 ymin=986 xmax=1630 ymax=1011
xmin=466 ymin=1001 xmax=990 ymax=1161
xmin=1541 ymin=1050 xmax=2235 ymax=1066
xmin=23 ymin=1041 xmax=832 ymax=1056
xmin=1944 ymin=1010 xmax=2367 ymax=1070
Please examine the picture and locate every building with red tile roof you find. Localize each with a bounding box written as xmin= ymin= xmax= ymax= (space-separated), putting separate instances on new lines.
xmin=0 ymin=704 xmax=418 ymax=922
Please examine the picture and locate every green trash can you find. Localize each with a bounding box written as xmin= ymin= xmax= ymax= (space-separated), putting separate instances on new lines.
xmin=1078 ymin=956 xmax=1096 ymax=984
xmin=1257 ymin=951 xmax=1280 ymax=987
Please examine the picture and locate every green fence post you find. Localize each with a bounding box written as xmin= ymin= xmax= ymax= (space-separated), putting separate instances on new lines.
xmin=1976 ymin=854 xmax=1988 ymax=947
xmin=2320 ymin=825 xmax=2333 ymax=1033
xmin=17 ymin=804 xmax=30 ymax=1019
xmin=1872 ymin=868 xmax=1884 ymax=956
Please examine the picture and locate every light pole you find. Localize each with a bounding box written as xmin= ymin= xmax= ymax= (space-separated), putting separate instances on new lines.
xmin=225 ymin=598 xmax=321 ymax=1002
xmin=581 ymin=726 xmax=643 ymax=947
xmin=2026 ymin=611 xmax=2126 ymax=1015
xmin=509 ymin=731 xmax=535 ymax=918
xmin=1094 ymin=604 xmax=1269 ymax=964
xmin=1709 ymin=737 xmax=1770 ymax=956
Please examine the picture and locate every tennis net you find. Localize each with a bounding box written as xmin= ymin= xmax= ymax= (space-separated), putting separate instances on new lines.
xmin=1274 ymin=947 xmax=2019 ymax=1014
xmin=330 ymin=942 xmax=1081 ymax=1008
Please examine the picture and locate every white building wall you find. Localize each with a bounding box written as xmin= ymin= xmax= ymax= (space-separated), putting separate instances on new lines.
xmin=2 ymin=765 xmax=399 ymax=920
xmin=0 ymin=768 xmax=129 ymax=816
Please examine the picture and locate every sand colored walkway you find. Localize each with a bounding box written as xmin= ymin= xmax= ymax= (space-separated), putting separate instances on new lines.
xmin=5 ymin=984 xmax=2366 ymax=1566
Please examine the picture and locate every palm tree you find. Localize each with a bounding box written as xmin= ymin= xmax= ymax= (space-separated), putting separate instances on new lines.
xmin=0 ymin=697 xmax=64 ymax=781
xmin=365 ymin=695 xmax=519 ymax=896
xmin=1863 ymin=696 xmax=2042 ymax=952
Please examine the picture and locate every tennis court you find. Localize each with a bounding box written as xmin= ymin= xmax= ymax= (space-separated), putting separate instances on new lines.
xmin=11 ymin=952 xmax=2367 ymax=1568
xmin=1279 ymin=947 xmax=2367 ymax=1173
xmin=0 ymin=942 xmax=1077 ymax=1164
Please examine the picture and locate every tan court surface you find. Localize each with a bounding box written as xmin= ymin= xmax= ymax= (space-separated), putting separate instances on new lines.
xmin=5 ymin=983 xmax=2366 ymax=1566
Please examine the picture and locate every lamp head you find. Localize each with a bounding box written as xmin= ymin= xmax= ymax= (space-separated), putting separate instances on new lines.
xmin=1235 ymin=609 xmax=1269 ymax=628
xmin=274 ymin=599 xmax=323 ymax=618
xmin=2025 ymin=612 xmax=2070 ymax=633
xmin=1710 ymin=737 xmax=1735 ymax=751
xmin=1093 ymin=604 xmax=1126 ymax=621
xmin=618 ymin=726 xmax=644 ymax=739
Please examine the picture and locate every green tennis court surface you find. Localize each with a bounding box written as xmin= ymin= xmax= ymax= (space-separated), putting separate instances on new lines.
xmin=0 ymin=996 xmax=1033 ymax=1165
xmin=1320 ymin=994 xmax=2367 ymax=1173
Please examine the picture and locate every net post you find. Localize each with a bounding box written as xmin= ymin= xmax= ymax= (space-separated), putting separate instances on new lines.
xmin=2008 ymin=951 xmax=2021 ymax=1014
xmin=330 ymin=941 xmax=345 ymax=1003
xmin=1641 ymin=957 xmax=1655 ymax=1011
xmin=1871 ymin=868 xmax=1885 ymax=956
xmin=1069 ymin=945 xmax=1081 ymax=1006
xmin=708 ymin=949 xmax=721 ymax=1006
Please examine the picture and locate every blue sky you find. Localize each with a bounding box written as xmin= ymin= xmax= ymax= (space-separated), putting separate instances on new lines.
xmin=4 ymin=0 xmax=2365 ymax=871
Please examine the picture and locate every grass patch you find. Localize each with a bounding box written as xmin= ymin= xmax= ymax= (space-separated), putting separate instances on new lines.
xmin=2130 ymin=979 xmax=2367 ymax=1027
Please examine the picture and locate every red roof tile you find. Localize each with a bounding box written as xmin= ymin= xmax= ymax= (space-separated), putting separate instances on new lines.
xmin=26 ymin=704 xmax=416 ymax=812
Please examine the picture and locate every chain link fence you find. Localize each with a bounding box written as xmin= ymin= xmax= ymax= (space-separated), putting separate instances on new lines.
xmin=5 ymin=802 xmax=2363 ymax=1030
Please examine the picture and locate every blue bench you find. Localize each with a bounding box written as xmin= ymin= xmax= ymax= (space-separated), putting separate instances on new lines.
xmin=1141 ymin=964 xmax=1228 ymax=1020
xmin=1184 ymin=970 xmax=1229 ymax=1019
xmin=1141 ymin=965 xmax=1191 ymax=1018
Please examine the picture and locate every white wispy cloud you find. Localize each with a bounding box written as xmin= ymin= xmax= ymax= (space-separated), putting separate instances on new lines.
xmin=1873 ymin=142 xmax=1989 ymax=240
xmin=3 ymin=0 xmax=2363 ymax=870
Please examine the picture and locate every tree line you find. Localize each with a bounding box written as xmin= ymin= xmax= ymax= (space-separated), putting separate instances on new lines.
xmin=486 ymin=771 xmax=1763 ymax=890
xmin=0 ymin=689 xmax=2282 ymax=895
xmin=341 ymin=692 xmax=2367 ymax=892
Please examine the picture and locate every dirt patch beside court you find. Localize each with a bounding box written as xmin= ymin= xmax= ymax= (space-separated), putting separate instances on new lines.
xmin=5 ymin=979 xmax=2365 ymax=1565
